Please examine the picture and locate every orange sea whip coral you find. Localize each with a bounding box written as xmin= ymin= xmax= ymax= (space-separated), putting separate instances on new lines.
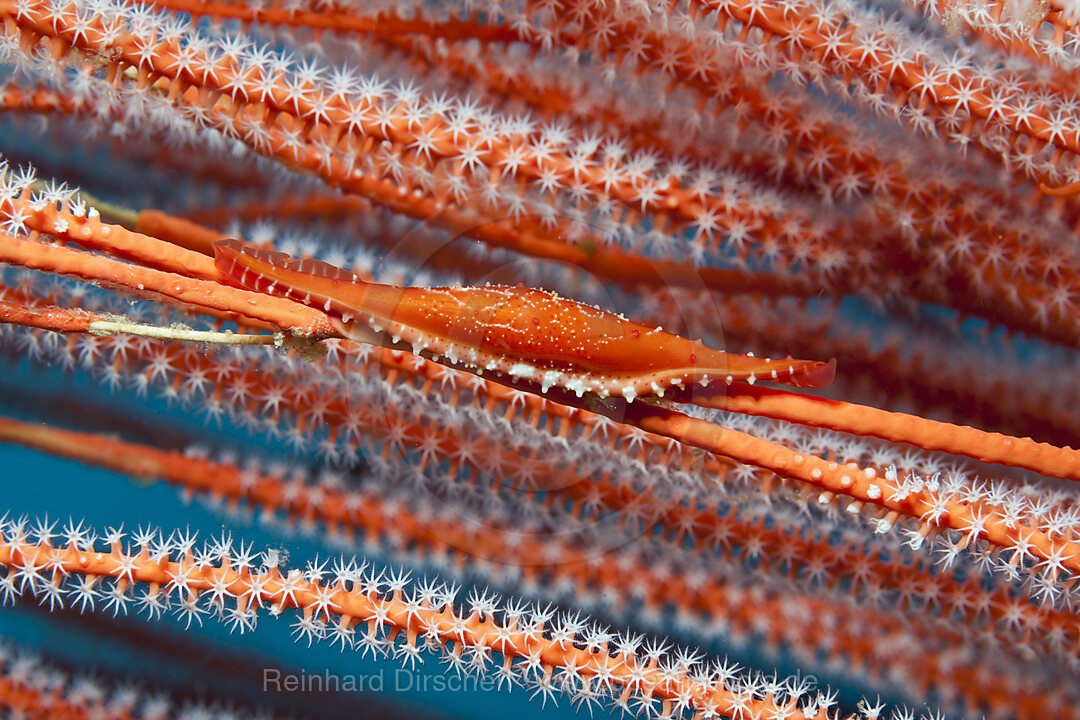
xmin=0 ymin=181 xmax=1075 ymax=630
xmin=5 ymin=0 xmax=1080 ymax=344
xmin=1 ymin=0 xmax=1080 ymax=718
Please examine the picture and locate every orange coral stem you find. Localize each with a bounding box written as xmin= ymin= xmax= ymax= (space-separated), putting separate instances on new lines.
xmin=0 ymin=299 xmax=100 ymax=333
xmin=1039 ymin=179 xmax=1080 ymax=197
xmin=0 ymin=230 xmax=335 ymax=335
xmin=691 ymin=383 xmax=1080 ymax=480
